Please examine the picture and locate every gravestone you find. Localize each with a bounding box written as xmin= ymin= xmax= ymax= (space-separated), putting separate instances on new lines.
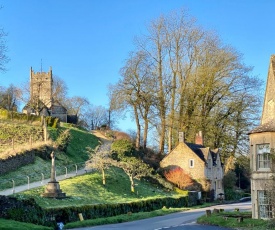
xmin=41 ymin=151 xmax=66 ymax=198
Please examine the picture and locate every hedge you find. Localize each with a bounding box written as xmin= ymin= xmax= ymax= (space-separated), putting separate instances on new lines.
xmin=1 ymin=193 xmax=198 ymax=227
xmin=45 ymin=195 xmax=191 ymax=224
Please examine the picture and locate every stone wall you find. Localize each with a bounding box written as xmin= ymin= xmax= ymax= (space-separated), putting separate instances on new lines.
xmin=0 ymin=145 xmax=52 ymax=175
xmin=0 ymin=151 xmax=35 ymax=175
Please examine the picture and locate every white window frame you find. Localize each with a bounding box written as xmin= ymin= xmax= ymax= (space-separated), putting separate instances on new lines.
xmin=258 ymin=190 xmax=272 ymax=219
xmin=189 ymin=159 xmax=194 ymax=168
xmin=256 ymin=144 xmax=271 ymax=170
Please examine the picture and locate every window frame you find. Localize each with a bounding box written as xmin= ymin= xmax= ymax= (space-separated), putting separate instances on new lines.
xmin=189 ymin=159 xmax=194 ymax=168
xmin=256 ymin=144 xmax=271 ymax=170
xmin=258 ymin=190 xmax=272 ymax=219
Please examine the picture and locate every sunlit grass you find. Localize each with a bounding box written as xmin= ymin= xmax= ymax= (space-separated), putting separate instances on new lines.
xmin=0 ymin=125 xmax=99 ymax=190
xmin=197 ymin=211 xmax=271 ymax=230
xmin=14 ymin=167 xmax=175 ymax=208
xmin=0 ymin=218 xmax=51 ymax=230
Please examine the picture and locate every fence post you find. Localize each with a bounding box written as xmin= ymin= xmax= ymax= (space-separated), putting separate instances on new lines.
xmin=12 ymin=179 xmax=15 ymax=194
xmin=41 ymin=173 xmax=44 ymax=184
xmin=75 ymin=164 xmax=78 ymax=175
xmin=27 ymin=176 xmax=30 ymax=190
xmin=65 ymin=167 xmax=68 ymax=178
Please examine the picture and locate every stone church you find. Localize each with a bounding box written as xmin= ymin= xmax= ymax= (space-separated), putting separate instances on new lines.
xmin=23 ymin=67 xmax=68 ymax=122
xmin=249 ymin=55 xmax=275 ymax=219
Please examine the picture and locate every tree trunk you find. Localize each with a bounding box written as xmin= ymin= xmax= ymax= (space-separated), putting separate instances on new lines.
xmin=133 ymin=105 xmax=141 ymax=149
xmin=130 ymin=174 xmax=135 ymax=192
xmin=102 ymin=168 xmax=106 ymax=186
xmin=168 ymin=71 xmax=176 ymax=152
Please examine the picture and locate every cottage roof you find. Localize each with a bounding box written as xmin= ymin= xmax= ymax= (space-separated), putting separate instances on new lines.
xmin=248 ymin=120 xmax=275 ymax=134
xmin=186 ymin=143 xmax=206 ymax=162
xmin=185 ymin=143 xmax=219 ymax=165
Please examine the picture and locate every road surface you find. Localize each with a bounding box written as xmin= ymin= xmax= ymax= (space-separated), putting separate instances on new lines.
xmin=68 ymin=201 xmax=251 ymax=230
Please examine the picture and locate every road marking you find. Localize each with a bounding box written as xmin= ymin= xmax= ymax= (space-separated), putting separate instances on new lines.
xmin=154 ymin=221 xmax=197 ymax=230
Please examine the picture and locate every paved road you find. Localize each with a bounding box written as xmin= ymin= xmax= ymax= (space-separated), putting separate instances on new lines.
xmin=68 ymin=202 xmax=251 ymax=230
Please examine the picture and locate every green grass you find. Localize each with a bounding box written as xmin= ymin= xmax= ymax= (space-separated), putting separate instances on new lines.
xmin=0 ymin=125 xmax=99 ymax=190
xmin=0 ymin=218 xmax=51 ymax=230
xmin=13 ymin=167 xmax=175 ymax=208
xmin=64 ymin=206 xmax=190 ymax=229
xmin=197 ymin=211 xmax=273 ymax=230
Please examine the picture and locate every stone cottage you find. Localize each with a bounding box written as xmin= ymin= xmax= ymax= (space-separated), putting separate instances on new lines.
xmin=249 ymin=55 xmax=275 ymax=219
xmin=160 ymin=131 xmax=224 ymax=200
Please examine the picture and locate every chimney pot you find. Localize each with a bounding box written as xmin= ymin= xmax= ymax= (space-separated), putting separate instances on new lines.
xmin=195 ymin=131 xmax=204 ymax=145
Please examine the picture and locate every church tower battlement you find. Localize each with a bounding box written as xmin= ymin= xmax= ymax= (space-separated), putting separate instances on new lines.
xmin=30 ymin=66 xmax=53 ymax=108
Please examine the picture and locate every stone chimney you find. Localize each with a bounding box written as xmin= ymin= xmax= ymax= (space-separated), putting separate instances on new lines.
xmin=195 ymin=131 xmax=203 ymax=145
xmin=179 ymin=132 xmax=185 ymax=143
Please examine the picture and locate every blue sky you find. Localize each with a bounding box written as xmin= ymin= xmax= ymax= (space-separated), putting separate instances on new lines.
xmin=0 ymin=0 xmax=274 ymax=131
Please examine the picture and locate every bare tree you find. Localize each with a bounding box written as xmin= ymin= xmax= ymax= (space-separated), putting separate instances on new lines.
xmin=86 ymin=145 xmax=114 ymax=186
xmin=0 ymin=20 xmax=9 ymax=73
xmin=83 ymin=105 xmax=109 ymax=130
xmin=115 ymin=157 xmax=152 ymax=192
xmin=64 ymin=96 xmax=89 ymax=122
xmin=110 ymin=8 xmax=262 ymax=158
xmin=52 ymin=75 xmax=68 ymax=104
xmin=0 ymin=84 xmax=22 ymax=111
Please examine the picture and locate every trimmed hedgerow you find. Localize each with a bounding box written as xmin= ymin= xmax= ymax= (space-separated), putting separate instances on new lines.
xmin=44 ymin=196 xmax=190 ymax=224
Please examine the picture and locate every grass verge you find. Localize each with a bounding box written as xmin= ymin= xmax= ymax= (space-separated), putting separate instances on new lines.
xmin=0 ymin=218 xmax=51 ymax=230
xmin=197 ymin=211 xmax=274 ymax=230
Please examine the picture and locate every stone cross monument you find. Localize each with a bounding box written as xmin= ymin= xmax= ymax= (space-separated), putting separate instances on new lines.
xmin=41 ymin=151 xmax=66 ymax=198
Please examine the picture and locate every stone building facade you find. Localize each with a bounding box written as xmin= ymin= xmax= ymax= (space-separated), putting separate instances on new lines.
xmin=30 ymin=67 xmax=53 ymax=109
xmin=160 ymin=132 xmax=224 ymax=200
xmin=249 ymin=55 xmax=275 ymax=219
xmin=23 ymin=67 xmax=68 ymax=122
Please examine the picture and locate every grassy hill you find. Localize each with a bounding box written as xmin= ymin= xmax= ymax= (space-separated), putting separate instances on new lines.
xmin=0 ymin=119 xmax=183 ymax=229
xmin=0 ymin=121 xmax=99 ymax=190
xmin=14 ymin=166 xmax=175 ymax=209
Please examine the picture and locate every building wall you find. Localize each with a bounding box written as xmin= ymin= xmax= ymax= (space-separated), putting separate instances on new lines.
xmin=160 ymin=142 xmax=206 ymax=180
xmin=30 ymin=67 xmax=53 ymax=108
xmin=261 ymin=56 xmax=275 ymax=124
xmin=250 ymin=131 xmax=275 ymax=219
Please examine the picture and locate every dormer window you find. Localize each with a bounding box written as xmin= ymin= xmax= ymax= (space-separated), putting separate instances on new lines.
xmin=257 ymin=144 xmax=270 ymax=170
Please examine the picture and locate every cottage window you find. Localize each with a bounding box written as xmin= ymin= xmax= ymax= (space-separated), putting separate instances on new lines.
xmin=258 ymin=190 xmax=272 ymax=219
xmin=189 ymin=159 xmax=194 ymax=168
xmin=257 ymin=144 xmax=270 ymax=170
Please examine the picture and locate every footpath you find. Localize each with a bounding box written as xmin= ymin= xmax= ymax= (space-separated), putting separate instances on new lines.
xmin=0 ymin=130 xmax=112 ymax=196
xmin=0 ymin=167 xmax=92 ymax=196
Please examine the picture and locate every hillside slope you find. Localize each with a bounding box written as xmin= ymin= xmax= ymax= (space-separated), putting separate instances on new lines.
xmin=0 ymin=123 xmax=100 ymax=190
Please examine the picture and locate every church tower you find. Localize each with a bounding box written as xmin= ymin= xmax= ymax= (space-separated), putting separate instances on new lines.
xmin=30 ymin=66 xmax=53 ymax=108
xmin=261 ymin=55 xmax=275 ymax=124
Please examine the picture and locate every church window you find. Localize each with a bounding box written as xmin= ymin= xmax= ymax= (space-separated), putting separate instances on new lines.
xmin=257 ymin=144 xmax=270 ymax=170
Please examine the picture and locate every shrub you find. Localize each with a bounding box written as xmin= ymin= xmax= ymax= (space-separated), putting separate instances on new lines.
xmin=223 ymin=170 xmax=237 ymax=190
xmin=56 ymin=129 xmax=71 ymax=152
xmin=111 ymin=139 xmax=134 ymax=159
xmin=163 ymin=166 xmax=194 ymax=190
